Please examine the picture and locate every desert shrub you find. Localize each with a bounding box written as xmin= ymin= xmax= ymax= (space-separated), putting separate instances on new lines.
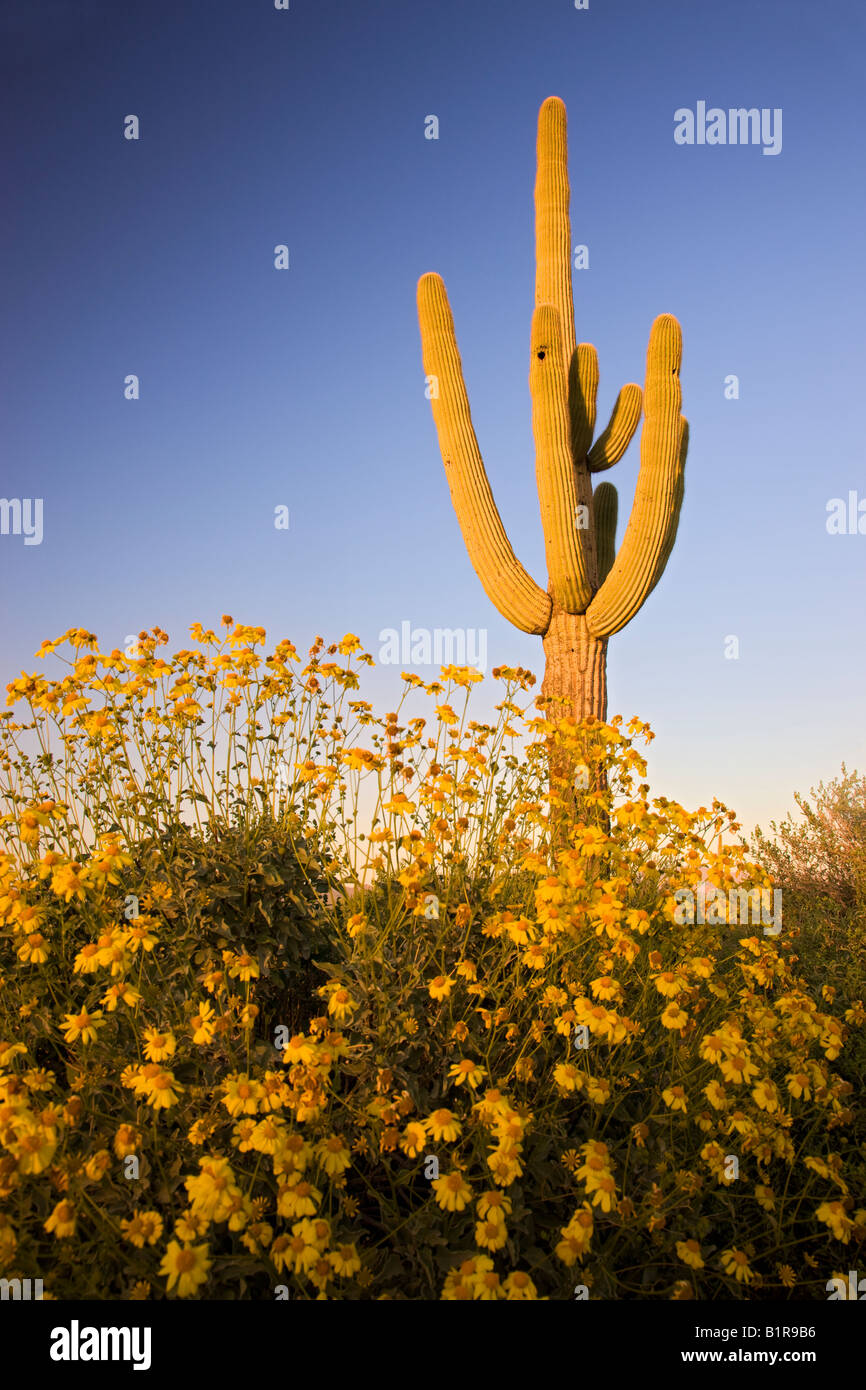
xmin=124 ymin=815 xmax=338 ymax=1035
xmin=753 ymin=770 xmax=866 ymax=1007
xmin=0 ymin=623 xmax=862 ymax=1299
xmin=753 ymin=771 xmax=866 ymax=1204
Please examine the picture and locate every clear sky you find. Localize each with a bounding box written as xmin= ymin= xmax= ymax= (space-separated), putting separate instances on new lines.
xmin=2 ymin=0 xmax=864 ymax=838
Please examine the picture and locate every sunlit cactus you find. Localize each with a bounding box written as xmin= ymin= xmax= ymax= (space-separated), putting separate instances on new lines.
xmin=417 ymin=95 xmax=688 ymax=728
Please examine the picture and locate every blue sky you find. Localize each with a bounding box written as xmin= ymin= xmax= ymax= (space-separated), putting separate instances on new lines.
xmin=2 ymin=0 xmax=864 ymax=836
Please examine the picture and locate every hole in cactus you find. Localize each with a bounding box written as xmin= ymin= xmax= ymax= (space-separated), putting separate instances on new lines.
xmin=537 ymin=350 xmax=546 ymax=360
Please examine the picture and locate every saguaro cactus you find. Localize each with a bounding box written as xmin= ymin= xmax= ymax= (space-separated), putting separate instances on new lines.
xmin=417 ymin=96 xmax=688 ymax=727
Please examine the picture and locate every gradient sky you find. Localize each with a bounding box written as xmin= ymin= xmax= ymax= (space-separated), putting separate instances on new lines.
xmin=2 ymin=0 xmax=864 ymax=838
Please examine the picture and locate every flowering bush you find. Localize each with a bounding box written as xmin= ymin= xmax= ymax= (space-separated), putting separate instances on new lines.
xmin=0 ymin=620 xmax=863 ymax=1299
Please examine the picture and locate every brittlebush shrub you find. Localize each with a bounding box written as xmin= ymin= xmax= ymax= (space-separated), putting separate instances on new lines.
xmin=0 ymin=621 xmax=863 ymax=1300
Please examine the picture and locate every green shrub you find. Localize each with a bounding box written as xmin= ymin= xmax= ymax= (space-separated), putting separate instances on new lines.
xmin=753 ymin=768 xmax=866 ymax=1005
xmin=753 ymin=770 xmax=866 ymax=1207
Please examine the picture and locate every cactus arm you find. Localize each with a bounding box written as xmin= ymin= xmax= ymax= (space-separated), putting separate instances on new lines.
xmin=417 ymin=272 xmax=553 ymax=636
xmin=531 ymin=305 xmax=594 ymax=613
xmin=593 ymin=481 xmax=618 ymax=585
xmin=587 ymin=383 xmax=643 ymax=473
xmin=585 ymin=314 xmax=684 ymax=638
xmin=568 ymin=344 xmax=599 ymax=464
xmin=648 ymin=418 xmax=688 ymax=593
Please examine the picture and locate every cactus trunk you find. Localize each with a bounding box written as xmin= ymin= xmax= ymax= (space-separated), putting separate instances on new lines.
xmin=541 ymin=607 xmax=607 ymax=724
xmin=542 ymin=608 xmax=610 ymax=837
